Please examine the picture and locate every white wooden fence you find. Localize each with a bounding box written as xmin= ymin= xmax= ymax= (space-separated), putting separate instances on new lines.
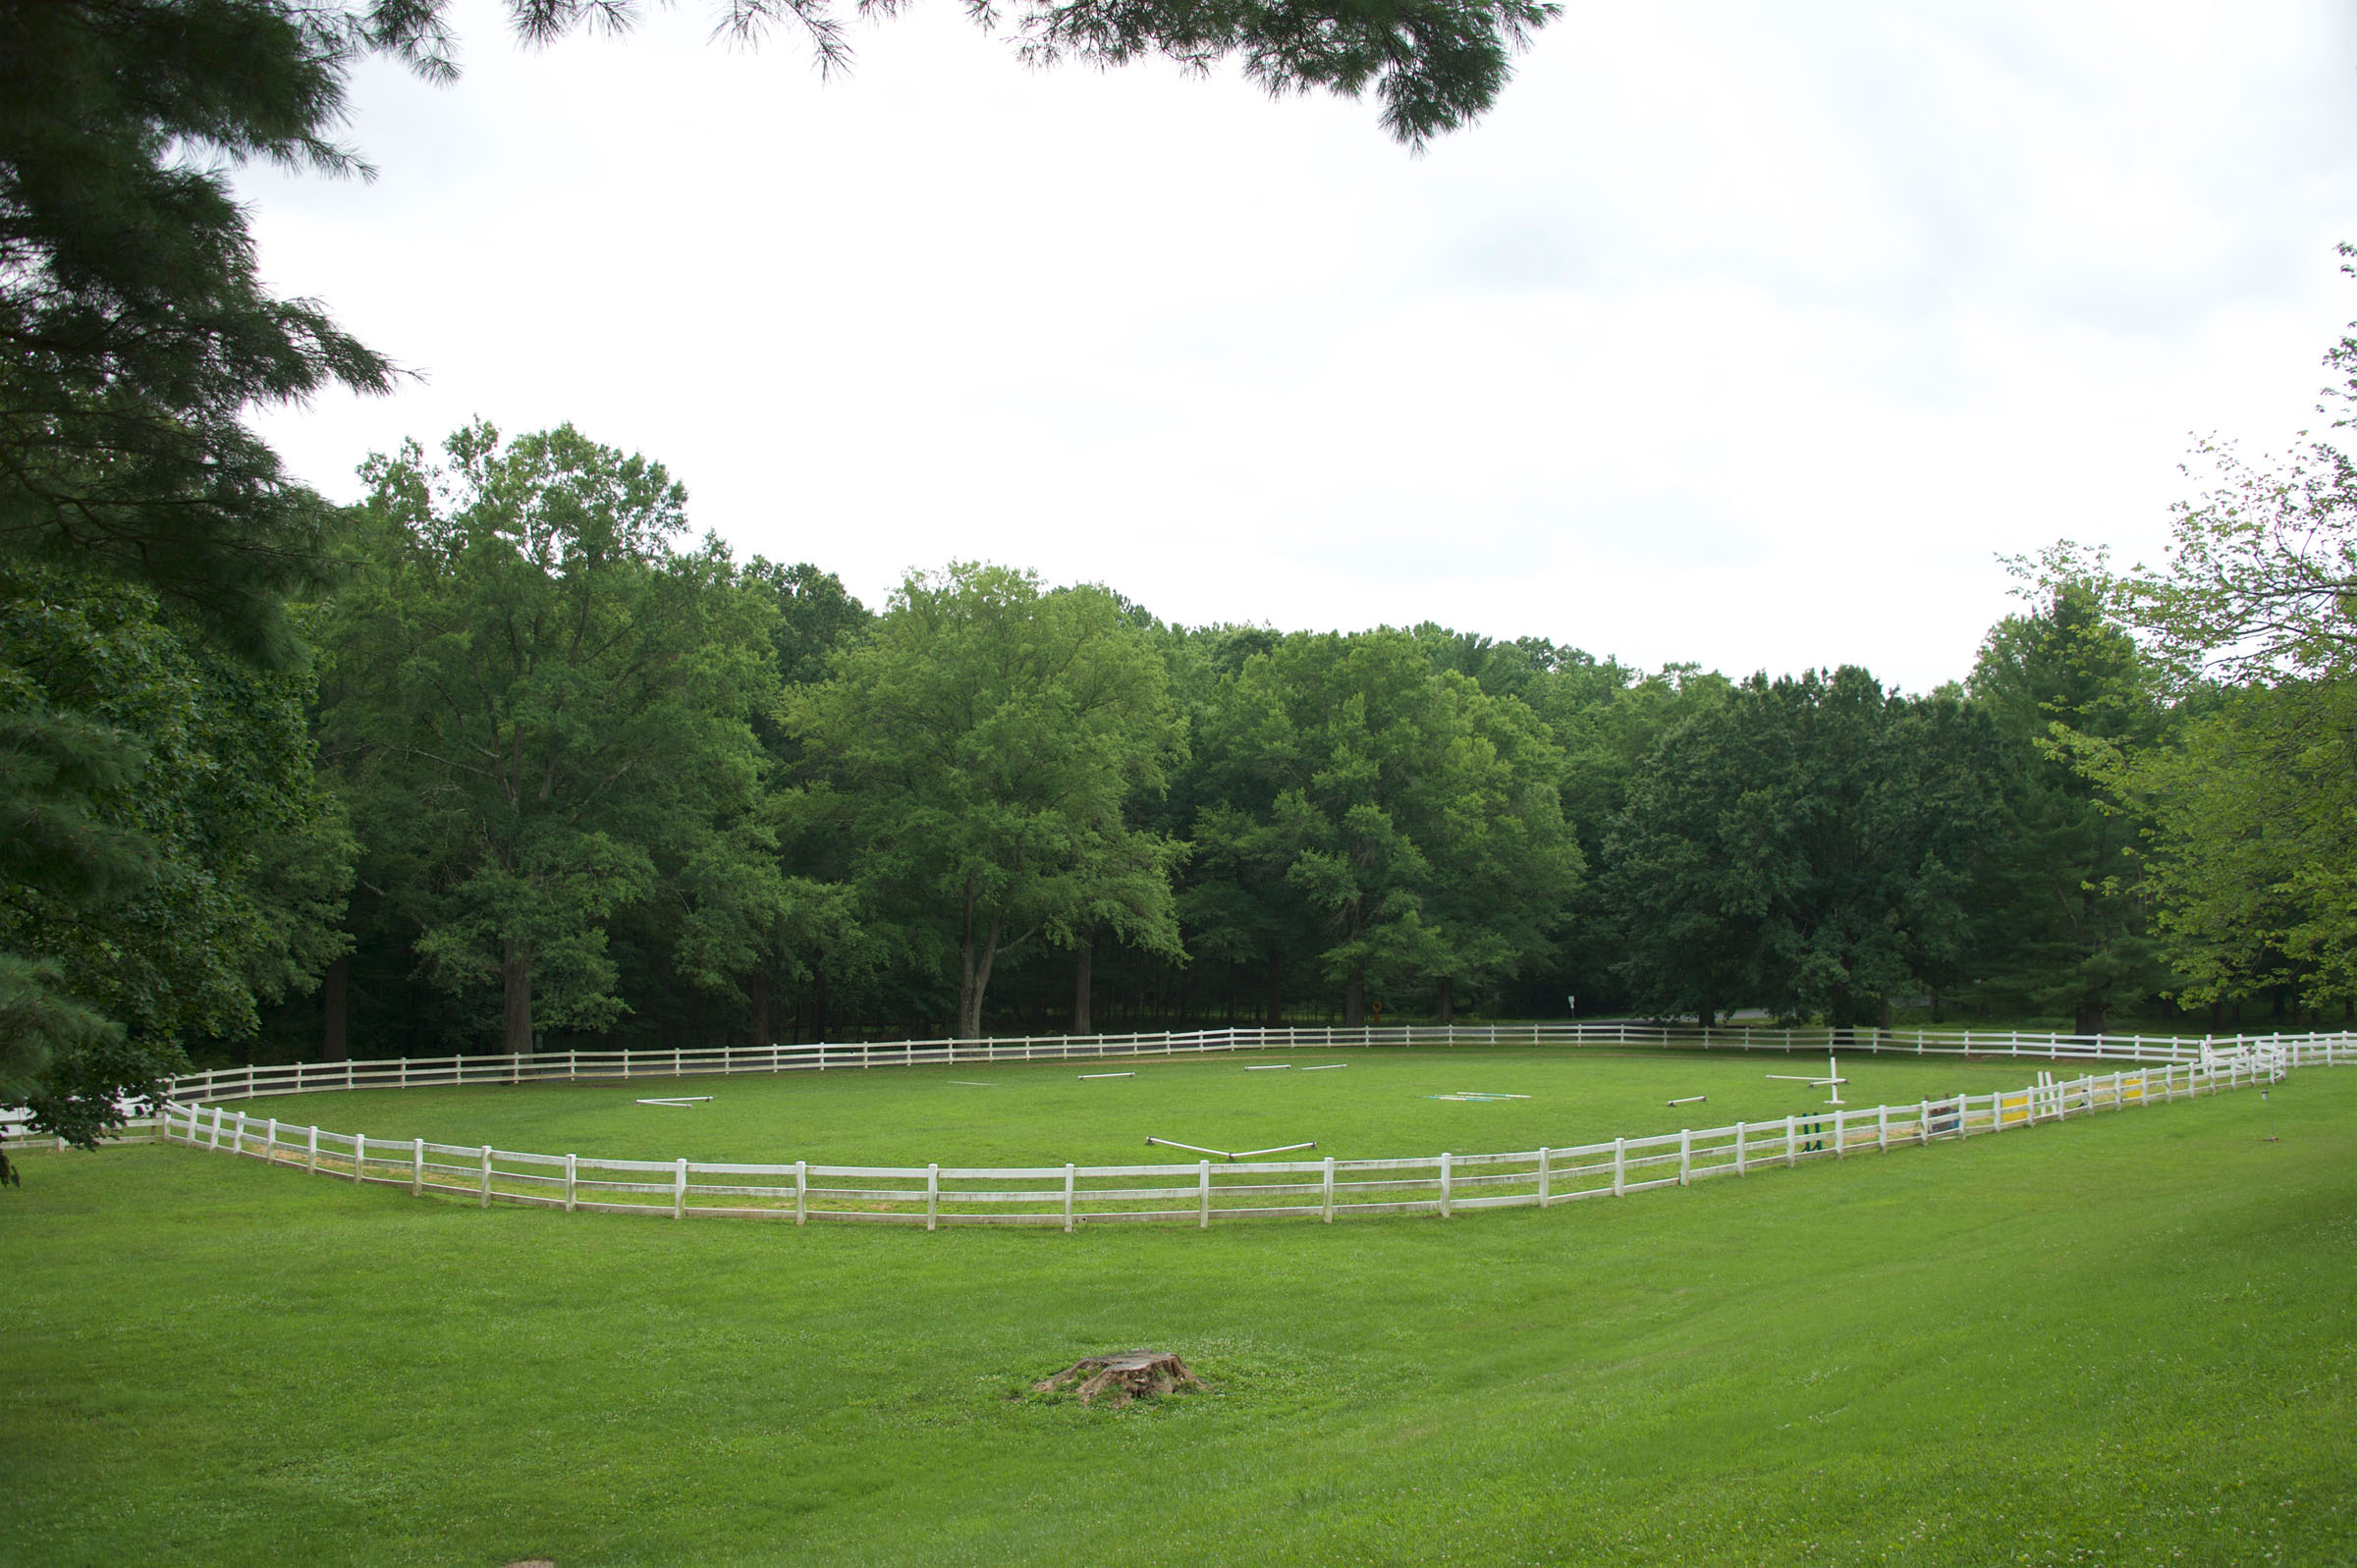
xmin=67 ymin=1027 xmax=2331 ymax=1228
xmin=142 ymin=1019 xmax=2323 ymax=1106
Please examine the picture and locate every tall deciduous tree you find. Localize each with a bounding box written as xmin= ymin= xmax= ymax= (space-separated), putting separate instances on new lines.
xmin=320 ymin=422 xmax=776 ymax=1054
xmin=1187 ymin=628 xmax=1579 ymax=1026
xmin=1518 ymin=654 xmax=1729 ymax=1016
xmin=2087 ymin=681 xmax=2343 ymax=1010
xmin=2051 ymin=276 xmax=2357 ymax=1016
xmin=784 ymin=564 xmax=1183 ymax=1040
xmin=0 ymin=563 xmax=352 ymax=1166
xmin=1604 ymin=669 xmax=1996 ymax=1028
xmin=1967 ymin=582 xmax=2169 ymax=1034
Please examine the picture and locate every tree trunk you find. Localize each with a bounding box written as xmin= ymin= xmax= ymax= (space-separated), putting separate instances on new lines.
xmin=1071 ymin=935 xmax=1094 ymax=1035
xmin=2074 ymin=1000 xmax=2108 ymax=1038
xmin=321 ymin=954 xmax=350 ymax=1062
xmin=1264 ymin=954 xmax=1284 ymax=1028
xmin=1697 ymin=966 xmax=1717 ymax=1030
xmin=502 ymin=940 xmax=533 ymax=1055
xmin=957 ymin=892 xmax=1002 ymax=1041
xmin=1343 ymin=967 xmax=1367 ymax=1029
xmin=749 ymin=969 xmax=772 ymax=1049
xmin=1437 ymin=975 xmax=1454 ymax=1024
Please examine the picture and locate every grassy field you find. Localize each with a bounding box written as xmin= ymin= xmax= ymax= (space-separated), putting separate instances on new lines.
xmin=230 ymin=1048 xmax=2087 ymax=1167
xmin=6 ymin=1061 xmax=2352 ymax=1566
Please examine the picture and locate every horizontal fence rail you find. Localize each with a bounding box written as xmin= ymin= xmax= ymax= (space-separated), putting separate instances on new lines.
xmin=147 ymin=1021 xmax=2345 ymax=1107
xmin=71 ymin=1028 xmax=2335 ymax=1229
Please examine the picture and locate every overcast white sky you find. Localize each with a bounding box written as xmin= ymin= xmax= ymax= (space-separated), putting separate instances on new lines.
xmin=240 ymin=0 xmax=2357 ymax=690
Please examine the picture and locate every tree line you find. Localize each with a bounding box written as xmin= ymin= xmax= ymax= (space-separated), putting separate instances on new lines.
xmin=0 ymin=0 xmax=1557 ymax=1169
xmin=9 ymin=2 xmax=2354 ymax=1158
xmin=25 ymin=392 xmax=2357 ymax=1107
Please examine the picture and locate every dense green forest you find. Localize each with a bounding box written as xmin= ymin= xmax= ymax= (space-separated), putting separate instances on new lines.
xmin=27 ymin=394 xmax=2357 ymax=1080
xmin=9 ymin=2 xmax=2357 ymax=1156
xmin=22 ymin=368 xmax=2357 ymax=1126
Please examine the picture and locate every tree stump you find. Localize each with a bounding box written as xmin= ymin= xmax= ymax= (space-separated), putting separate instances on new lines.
xmin=1031 ymin=1350 xmax=1206 ymax=1406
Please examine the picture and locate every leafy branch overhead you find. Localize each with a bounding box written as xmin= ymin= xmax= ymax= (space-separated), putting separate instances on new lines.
xmin=500 ymin=0 xmax=1560 ymax=145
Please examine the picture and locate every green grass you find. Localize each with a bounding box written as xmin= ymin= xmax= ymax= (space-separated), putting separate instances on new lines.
xmin=233 ymin=1048 xmax=2086 ymax=1167
xmin=7 ymin=1064 xmax=2353 ymax=1566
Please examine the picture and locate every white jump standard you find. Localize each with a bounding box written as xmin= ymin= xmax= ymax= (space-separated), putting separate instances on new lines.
xmin=1766 ymin=1054 xmax=1849 ymax=1105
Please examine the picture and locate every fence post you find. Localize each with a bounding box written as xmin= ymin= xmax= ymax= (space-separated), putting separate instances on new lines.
xmin=1440 ymin=1152 xmax=1453 ymax=1217
xmin=565 ymin=1153 xmax=577 ymax=1213
xmin=1735 ymin=1122 xmax=1747 ymax=1176
xmin=1678 ymin=1128 xmax=1692 ymax=1185
xmin=1199 ymin=1160 xmax=1212 ymax=1228
xmin=478 ymin=1145 xmax=491 ymax=1206
xmin=208 ymin=1106 xmax=222 ymax=1151
xmin=1065 ymin=1163 xmax=1076 ymax=1232
xmin=262 ymin=1117 xmax=277 ymax=1162
xmin=1784 ymin=1114 xmax=1798 ymax=1167
xmin=1918 ymin=1101 xmax=1931 ymax=1144
xmin=676 ymin=1159 xmax=689 ymax=1220
xmin=306 ymin=1124 xmax=318 ymax=1174
xmin=1537 ymin=1147 xmax=1551 ymax=1207
xmin=411 ymin=1138 xmax=423 ymax=1196
xmin=1612 ymin=1138 xmax=1626 ymax=1196
xmin=1834 ymin=1108 xmax=1846 ymax=1158
xmin=795 ymin=1161 xmax=807 ymax=1226
xmin=1877 ymin=1107 xmax=1889 ymax=1152
xmin=925 ymin=1162 xmax=939 ymax=1231
xmin=1322 ymin=1156 xmax=1337 ymax=1221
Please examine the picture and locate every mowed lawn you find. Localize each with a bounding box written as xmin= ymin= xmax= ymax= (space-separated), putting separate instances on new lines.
xmin=5 ymin=1065 xmax=2352 ymax=1566
xmin=217 ymin=1049 xmax=2090 ymax=1167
